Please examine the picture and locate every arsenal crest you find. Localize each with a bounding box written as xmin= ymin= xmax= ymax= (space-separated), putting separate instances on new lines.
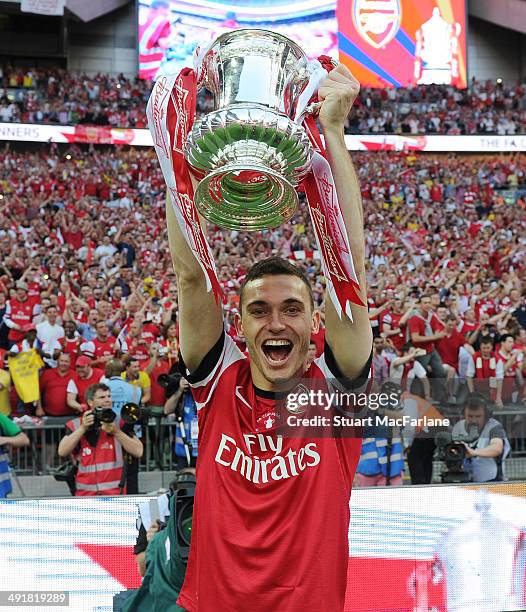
xmin=352 ymin=0 xmax=401 ymax=49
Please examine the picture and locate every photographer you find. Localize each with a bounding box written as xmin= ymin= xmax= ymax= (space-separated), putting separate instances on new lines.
xmin=114 ymin=470 xmax=196 ymax=612
xmin=57 ymin=383 xmax=143 ymax=495
xmin=451 ymin=393 xmax=510 ymax=482
xmin=163 ymin=373 xmax=198 ymax=468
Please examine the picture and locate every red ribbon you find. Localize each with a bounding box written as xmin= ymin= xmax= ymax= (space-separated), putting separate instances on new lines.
xmin=166 ymin=68 xmax=224 ymax=304
xmin=300 ymin=58 xmax=364 ymax=310
xmin=166 ymin=57 xmax=363 ymax=314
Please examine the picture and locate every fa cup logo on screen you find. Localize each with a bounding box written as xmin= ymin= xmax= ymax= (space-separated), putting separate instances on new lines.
xmin=352 ymin=0 xmax=401 ymax=49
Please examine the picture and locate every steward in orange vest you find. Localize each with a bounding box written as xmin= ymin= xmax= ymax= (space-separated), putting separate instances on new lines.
xmin=58 ymin=383 xmax=143 ymax=496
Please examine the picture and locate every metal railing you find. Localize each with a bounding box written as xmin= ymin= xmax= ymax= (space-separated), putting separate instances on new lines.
xmin=5 ymin=407 xmax=526 ymax=479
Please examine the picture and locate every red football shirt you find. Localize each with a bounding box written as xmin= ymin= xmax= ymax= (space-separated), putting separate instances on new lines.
xmin=407 ymin=313 xmax=441 ymax=353
xmin=177 ymin=333 xmax=369 ymax=612
xmin=436 ymin=330 xmax=465 ymax=370
xmin=40 ymin=368 xmax=76 ymax=417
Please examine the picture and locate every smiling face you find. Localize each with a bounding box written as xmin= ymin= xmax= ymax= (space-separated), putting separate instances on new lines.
xmin=235 ymin=275 xmax=320 ymax=390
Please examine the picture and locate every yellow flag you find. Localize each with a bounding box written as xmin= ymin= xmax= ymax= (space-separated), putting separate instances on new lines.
xmin=7 ymin=349 xmax=44 ymax=403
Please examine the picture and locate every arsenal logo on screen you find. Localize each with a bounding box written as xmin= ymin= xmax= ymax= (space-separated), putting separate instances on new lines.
xmin=352 ymin=0 xmax=401 ymax=49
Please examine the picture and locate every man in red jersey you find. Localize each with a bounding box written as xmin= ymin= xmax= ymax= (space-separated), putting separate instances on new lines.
xmin=66 ymin=356 xmax=104 ymax=412
xmin=89 ymin=321 xmax=118 ymax=368
xmin=467 ymin=335 xmax=503 ymax=403
xmin=167 ymin=64 xmax=372 ymax=612
xmin=38 ymin=352 xmax=75 ymax=417
xmin=3 ymin=281 xmax=39 ymax=346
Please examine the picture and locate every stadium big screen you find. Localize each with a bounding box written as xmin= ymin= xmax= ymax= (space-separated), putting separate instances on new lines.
xmin=1 ymin=484 xmax=525 ymax=611
xmin=138 ymin=0 xmax=467 ymax=87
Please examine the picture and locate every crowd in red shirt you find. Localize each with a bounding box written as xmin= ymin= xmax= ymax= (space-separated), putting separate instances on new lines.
xmin=0 ymin=144 xmax=524 ymax=420
xmin=0 ymin=66 xmax=525 ymax=135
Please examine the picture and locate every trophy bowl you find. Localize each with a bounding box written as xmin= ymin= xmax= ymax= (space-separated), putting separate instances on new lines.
xmin=184 ymin=29 xmax=314 ymax=231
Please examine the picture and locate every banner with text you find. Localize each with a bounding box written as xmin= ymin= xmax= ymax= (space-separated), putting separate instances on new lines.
xmin=1 ymin=123 xmax=526 ymax=152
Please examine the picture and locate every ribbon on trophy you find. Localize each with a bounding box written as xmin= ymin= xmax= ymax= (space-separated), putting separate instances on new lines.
xmin=146 ymin=70 xmax=224 ymax=303
xmin=295 ymin=55 xmax=364 ymax=319
xmin=147 ymin=53 xmax=364 ymax=318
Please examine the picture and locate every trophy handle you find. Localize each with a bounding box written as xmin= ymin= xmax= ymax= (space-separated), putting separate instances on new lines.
xmin=304 ymin=101 xmax=323 ymax=116
xmin=303 ymin=58 xmax=339 ymax=116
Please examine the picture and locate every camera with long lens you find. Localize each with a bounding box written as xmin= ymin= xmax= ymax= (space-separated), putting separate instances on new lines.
xmin=148 ymin=474 xmax=195 ymax=559
xmin=435 ymin=428 xmax=479 ymax=483
xmin=121 ymin=402 xmax=152 ymax=425
xmin=91 ymin=406 xmax=116 ymax=429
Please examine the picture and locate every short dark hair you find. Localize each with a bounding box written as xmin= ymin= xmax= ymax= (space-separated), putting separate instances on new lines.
xmin=500 ymin=333 xmax=514 ymax=344
xmin=105 ymin=359 xmax=124 ymax=378
xmin=239 ymin=257 xmax=314 ymax=312
xmin=464 ymin=392 xmax=490 ymax=417
xmin=479 ymin=335 xmax=493 ymax=346
xmin=86 ymin=383 xmax=110 ymax=405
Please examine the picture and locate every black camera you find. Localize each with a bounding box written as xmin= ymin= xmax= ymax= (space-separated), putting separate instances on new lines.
xmin=91 ymin=407 xmax=116 ymax=429
xmin=121 ymin=402 xmax=152 ymax=425
xmin=435 ymin=428 xmax=479 ymax=483
xmin=157 ymin=372 xmax=182 ymax=398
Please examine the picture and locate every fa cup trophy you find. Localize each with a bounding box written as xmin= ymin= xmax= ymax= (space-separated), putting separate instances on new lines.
xmin=148 ymin=27 xmax=363 ymax=316
xmin=184 ymin=29 xmax=317 ymax=231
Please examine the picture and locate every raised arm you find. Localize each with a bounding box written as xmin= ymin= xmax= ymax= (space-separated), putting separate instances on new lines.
xmin=319 ymin=64 xmax=373 ymax=379
xmin=166 ymin=193 xmax=223 ymax=372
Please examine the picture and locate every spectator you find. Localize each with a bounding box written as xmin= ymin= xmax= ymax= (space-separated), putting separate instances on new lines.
xmin=38 ymin=352 xmax=75 ymax=417
xmin=57 ymin=383 xmax=143 ymax=495
xmin=495 ymin=333 xmax=524 ymax=404
xmin=3 ymin=281 xmax=39 ymax=346
xmin=104 ymin=359 xmax=141 ymax=418
xmin=122 ymin=358 xmax=151 ymax=406
xmin=66 ymin=355 xmax=104 ymax=412
xmin=407 ymin=295 xmax=447 ymax=393
xmin=389 ymin=343 xmax=430 ymax=397
xmin=355 ymin=383 xmax=405 ymax=487
xmin=467 ymin=335 xmax=504 ymax=403
xmin=36 ymin=305 xmax=64 ymax=367
xmin=89 ymin=320 xmax=118 ymax=368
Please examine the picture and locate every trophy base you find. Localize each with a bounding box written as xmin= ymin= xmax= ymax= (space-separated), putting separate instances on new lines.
xmin=194 ymin=163 xmax=298 ymax=231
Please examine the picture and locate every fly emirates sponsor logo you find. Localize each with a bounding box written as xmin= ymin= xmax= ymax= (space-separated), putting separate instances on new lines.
xmin=214 ymin=433 xmax=320 ymax=484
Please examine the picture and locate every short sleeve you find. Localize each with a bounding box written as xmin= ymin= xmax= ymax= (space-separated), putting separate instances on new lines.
xmin=178 ymin=331 xmax=245 ymax=409
xmin=315 ymin=341 xmax=372 ymax=392
xmin=489 ymin=424 xmax=506 ymax=441
xmin=466 ymin=356 xmax=475 ymax=378
xmin=67 ymin=379 xmax=78 ymax=394
xmin=0 ymin=413 xmax=22 ymax=436
xmin=140 ymin=371 xmax=151 ymax=388
xmin=407 ymin=317 xmax=420 ymax=334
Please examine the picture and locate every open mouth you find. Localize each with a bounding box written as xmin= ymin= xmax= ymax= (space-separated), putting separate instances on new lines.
xmin=261 ymin=339 xmax=294 ymax=366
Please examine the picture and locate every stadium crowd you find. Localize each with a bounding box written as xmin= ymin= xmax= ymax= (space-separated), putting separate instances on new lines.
xmin=1 ymin=66 xmax=525 ymax=135
xmin=0 ymin=143 xmax=525 ymax=488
